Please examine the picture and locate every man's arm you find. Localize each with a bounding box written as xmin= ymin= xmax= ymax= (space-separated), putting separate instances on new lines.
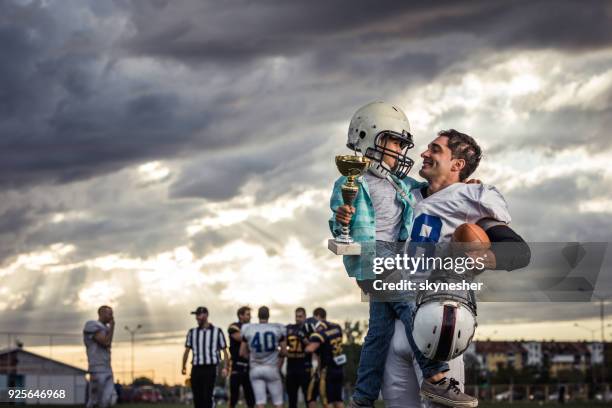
xmin=181 ymin=347 xmax=190 ymax=375
xmin=304 ymin=341 xmax=320 ymax=353
xmin=221 ymin=348 xmax=230 ymax=377
xmin=476 ymin=219 xmax=531 ymax=271
xmin=228 ymin=323 xmax=242 ymax=342
xmin=93 ymin=321 xmax=114 ymax=348
xmin=277 ymin=338 xmax=287 ymax=369
xmin=239 ymin=340 xmax=249 ymax=359
xmin=305 ymin=331 xmax=324 ymax=354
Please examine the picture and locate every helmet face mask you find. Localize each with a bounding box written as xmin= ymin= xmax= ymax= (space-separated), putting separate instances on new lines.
xmin=365 ymin=130 xmax=415 ymax=179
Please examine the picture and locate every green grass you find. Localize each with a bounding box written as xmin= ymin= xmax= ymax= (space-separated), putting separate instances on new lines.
xmin=28 ymin=404 xmax=611 ymax=407
xmin=479 ymin=404 xmax=610 ymax=408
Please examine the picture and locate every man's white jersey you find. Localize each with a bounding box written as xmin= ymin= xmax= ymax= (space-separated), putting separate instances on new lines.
xmin=242 ymin=322 xmax=285 ymax=366
xmin=410 ymin=183 xmax=511 ymax=245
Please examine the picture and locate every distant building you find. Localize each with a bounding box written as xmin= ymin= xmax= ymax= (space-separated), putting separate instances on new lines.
xmin=466 ymin=340 xmax=606 ymax=377
xmin=541 ymin=341 xmax=589 ymax=376
xmin=0 ymin=347 xmax=87 ymax=405
xmin=471 ymin=341 xmax=524 ymax=372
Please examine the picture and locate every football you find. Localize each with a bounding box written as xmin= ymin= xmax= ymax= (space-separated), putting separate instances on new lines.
xmin=452 ymin=223 xmax=491 ymax=252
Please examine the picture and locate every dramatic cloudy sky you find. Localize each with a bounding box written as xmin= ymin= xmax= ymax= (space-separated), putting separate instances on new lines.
xmin=2 ymin=0 xmax=612 ymax=382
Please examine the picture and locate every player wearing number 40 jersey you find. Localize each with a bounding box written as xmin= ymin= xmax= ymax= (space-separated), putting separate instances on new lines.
xmin=240 ymin=306 xmax=287 ymax=408
xmin=305 ymin=308 xmax=345 ymax=408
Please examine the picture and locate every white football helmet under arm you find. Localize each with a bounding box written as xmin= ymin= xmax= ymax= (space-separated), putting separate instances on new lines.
xmin=412 ymin=299 xmax=477 ymax=362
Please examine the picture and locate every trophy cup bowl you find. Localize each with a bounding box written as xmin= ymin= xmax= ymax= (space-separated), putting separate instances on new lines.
xmin=335 ymin=155 xmax=370 ymax=178
xmin=328 ymin=155 xmax=370 ymax=255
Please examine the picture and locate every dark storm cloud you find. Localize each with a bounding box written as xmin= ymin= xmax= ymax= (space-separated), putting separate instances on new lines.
xmin=486 ymin=107 xmax=612 ymax=156
xmin=169 ymin=124 xmax=333 ymax=201
xmin=25 ymin=195 xmax=201 ymax=261
xmin=0 ymin=1 xmax=217 ymax=189
xmin=3 ymin=0 xmax=610 ymax=191
xmin=501 ymin=171 xmax=612 ymax=242
xmin=0 ymin=200 xmax=64 ymax=265
xmin=121 ymin=0 xmax=612 ymax=65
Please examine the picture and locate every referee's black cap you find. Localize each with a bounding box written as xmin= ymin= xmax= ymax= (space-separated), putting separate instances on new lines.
xmin=191 ymin=306 xmax=208 ymax=315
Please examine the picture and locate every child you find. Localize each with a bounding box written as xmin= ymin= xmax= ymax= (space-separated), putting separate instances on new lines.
xmin=329 ymin=102 xmax=477 ymax=408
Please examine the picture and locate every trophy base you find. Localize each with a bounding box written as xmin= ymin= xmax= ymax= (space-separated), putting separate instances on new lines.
xmin=328 ymin=239 xmax=361 ymax=255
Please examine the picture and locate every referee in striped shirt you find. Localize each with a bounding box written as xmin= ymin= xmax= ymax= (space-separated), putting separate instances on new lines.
xmin=182 ymin=306 xmax=230 ymax=408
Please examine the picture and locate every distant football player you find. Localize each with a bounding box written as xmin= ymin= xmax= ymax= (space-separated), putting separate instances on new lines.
xmin=286 ymin=307 xmax=313 ymax=408
xmin=305 ymin=308 xmax=345 ymax=408
xmin=382 ymin=130 xmax=530 ymax=407
xmin=83 ymin=305 xmax=115 ymax=408
xmin=240 ymin=306 xmax=286 ymax=408
xmin=228 ymin=306 xmax=255 ymax=408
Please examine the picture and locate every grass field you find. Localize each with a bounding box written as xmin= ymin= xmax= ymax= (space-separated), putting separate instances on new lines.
xmin=25 ymin=403 xmax=612 ymax=408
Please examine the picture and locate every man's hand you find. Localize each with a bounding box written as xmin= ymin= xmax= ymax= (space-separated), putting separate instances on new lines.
xmin=181 ymin=366 xmax=187 ymax=375
xmin=335 ymin=205 xmax=355 ymax=226
xmin=221 ymin=367 xmax=228 ymax=378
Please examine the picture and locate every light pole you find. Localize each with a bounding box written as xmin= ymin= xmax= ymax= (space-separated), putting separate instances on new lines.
xmin=125 ymin=324 xmax=142 ymax=384
xmin=592 ymin=294 xmax=611 ymax=343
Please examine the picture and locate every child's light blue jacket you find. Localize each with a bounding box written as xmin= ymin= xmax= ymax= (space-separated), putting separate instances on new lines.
xmin=328 ymin=175 xmax=424 ymax=280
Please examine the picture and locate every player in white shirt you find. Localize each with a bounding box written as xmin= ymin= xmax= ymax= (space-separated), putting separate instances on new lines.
xmin=382 ymin=130 xmax=530 ymax=407
xmin=240 ymin=306 xmax=287 ymax=408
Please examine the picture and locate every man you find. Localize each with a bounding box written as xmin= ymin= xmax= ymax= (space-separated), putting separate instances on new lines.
xmin=305 ymin=308 xmax=345 ymax=408
xmin=182 ymin=306 xmax=229 ymax=408
xmin=228 ymin=306 xmax=255 ymax=408
xmin=382 ymin=129 xmax=530 ymax=407
xmin=240 ymin=306 xmax=286 ymax=408
xmin=83 ymin=305 xmax=115 ymax=408
xmin=286 ymin=307 xmax=312 ymax=408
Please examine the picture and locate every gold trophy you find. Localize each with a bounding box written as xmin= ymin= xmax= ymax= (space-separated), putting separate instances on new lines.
xmin=328 ymin=155 xmax=370 ymax=255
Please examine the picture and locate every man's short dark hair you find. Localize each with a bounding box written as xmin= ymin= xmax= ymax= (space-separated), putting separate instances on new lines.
xmin=438 ymin=129 xmax=482 ymax=181
xmin=258 ymin=306 xmax=270 ymax=320
xmin=237 ymin=306 xmax=251 ymax=318
xmin=295 ymin=307 xmax=306 ymax=315
xmin=98 ymin=305 xmax=111 ymax=315
xmin=313 ymin=307 xmax=326 ymax=320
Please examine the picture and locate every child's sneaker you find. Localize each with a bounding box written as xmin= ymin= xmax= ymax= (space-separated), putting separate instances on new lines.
xmin=348 ymin=398 xmax=374 ymax=408
xmin=420 ymin=377 xmax=478 ymax=407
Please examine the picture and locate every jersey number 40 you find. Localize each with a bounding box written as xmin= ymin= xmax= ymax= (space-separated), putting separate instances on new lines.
xmin=250 ymin=331 xmax=276 ymax=353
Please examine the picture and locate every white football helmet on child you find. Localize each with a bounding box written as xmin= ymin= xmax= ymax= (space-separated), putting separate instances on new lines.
xmin=346 ymin=101 xmax=414 ymax=178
